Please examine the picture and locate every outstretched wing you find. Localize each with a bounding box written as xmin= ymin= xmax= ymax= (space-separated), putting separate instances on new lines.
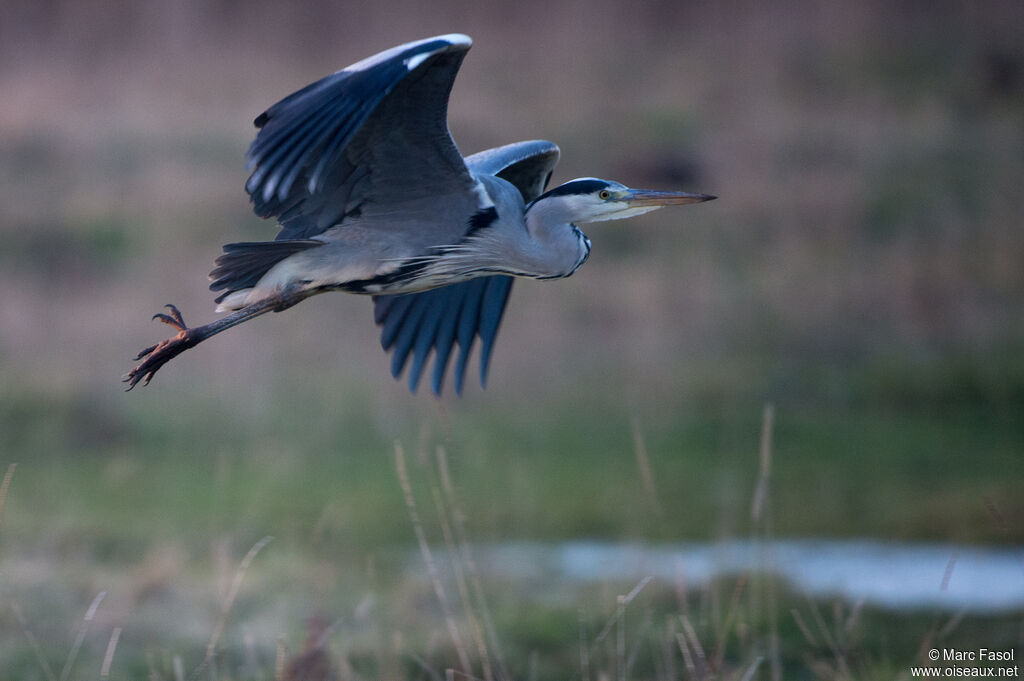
xmin=374 ymin=275 xmax=514 ymax=396
xmin=245 ymin=34 xmax=482 ymax=243
xmin=465 ymin=140 xmax=560 ymax=202
xmin=373 ymin=140 xmax=561 ymax=395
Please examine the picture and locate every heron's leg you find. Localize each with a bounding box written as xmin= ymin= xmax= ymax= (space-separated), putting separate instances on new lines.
xmin=123 ymin=289 xmax=311 ymax=390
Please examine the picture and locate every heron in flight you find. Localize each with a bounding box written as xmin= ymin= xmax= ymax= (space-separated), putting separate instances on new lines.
xmin=124 ymin=34 xmax=714 ymax=395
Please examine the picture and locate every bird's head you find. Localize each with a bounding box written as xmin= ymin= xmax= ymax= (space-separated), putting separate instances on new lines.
xmin=526 ymin=178 xmax=715 ymax=225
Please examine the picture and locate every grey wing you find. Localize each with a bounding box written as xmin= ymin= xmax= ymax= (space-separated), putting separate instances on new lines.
xmin=372 ymin=140 xmax=561 ymax=395
xmin=464 ymin=140 xmax=560 ymax=201
xmin=245 ymin=34 xmax=482 ymax=243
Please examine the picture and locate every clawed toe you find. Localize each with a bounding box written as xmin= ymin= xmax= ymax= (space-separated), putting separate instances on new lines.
xmin=124 ymin=304 xmax=196 ymax=390
xmin=133 ymin=343 xmax=159 ymax=361
xmin=152 ymin=304 xmax=188 ymax=331
xmin=124 ymin=336 xmax=185 ymax=391
xmin=125 ymin=296 xmax=277 ymax=391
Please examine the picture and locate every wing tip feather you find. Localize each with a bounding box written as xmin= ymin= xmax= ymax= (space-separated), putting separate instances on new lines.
xmin=372 ymin=276 xmax=513 ymax=396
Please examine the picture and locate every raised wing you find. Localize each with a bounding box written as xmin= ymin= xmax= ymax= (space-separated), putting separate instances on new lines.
xmin=245 ymin=34 xmax=479 ymax=242
xmin=465 ymin=140 xmax=560 ymax=201
xmin=373 ymin=141 xmax=561 ymax=395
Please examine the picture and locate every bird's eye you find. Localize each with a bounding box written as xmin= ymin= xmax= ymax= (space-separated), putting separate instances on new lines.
xmin=598 ymin=190 xmax=611 ymax=200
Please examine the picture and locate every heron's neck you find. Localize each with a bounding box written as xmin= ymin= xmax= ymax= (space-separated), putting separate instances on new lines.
xmin=520 ymin=202 xmax=591 ymax=279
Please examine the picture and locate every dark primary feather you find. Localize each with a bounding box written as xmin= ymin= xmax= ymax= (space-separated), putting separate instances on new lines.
xmin=375 ymin=275 xmax=513 ymax=395
xmin=245 ymin=36 xmax=476 ymax=242
xmin=372 ymin=140 xmax=560 ymax=395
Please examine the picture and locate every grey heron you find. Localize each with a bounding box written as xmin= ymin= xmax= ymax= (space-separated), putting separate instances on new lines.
xmin=124 ymin=34 xmax=714 ymax=395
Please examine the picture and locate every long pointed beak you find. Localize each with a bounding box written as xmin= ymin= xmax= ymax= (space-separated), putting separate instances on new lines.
xmin=623 ymin=188 xmax=716 ymax=207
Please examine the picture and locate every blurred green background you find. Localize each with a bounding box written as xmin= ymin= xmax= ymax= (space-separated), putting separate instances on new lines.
xmin=0 ymin=0 xmax=1022 ymax=678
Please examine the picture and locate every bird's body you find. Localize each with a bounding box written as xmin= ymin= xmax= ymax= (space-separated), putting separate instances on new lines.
xmin=125 ymin=34 xmax=713 ymax=394
xmin=214 ymin=170 xmax=586 ymax=310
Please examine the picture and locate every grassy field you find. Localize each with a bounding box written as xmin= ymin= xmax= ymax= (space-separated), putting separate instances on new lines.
xmin=1 ymin=401 xmax=1021 ymax=679
xmin=1 ymin=0 xmax=1023 ymax=678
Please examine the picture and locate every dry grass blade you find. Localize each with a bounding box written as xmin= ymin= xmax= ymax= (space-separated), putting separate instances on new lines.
xmin=675 ymin=632 xmax=697 ymax=680
xmin=843 ymin=599 xmax=863 ymax=637
xmin=432 ymin=486 xmax=494 ymax=681
xmin=751 ymin=403 xmax=781 ymax=681
xmin=0 ymin=463 xmax=16 ymax=527
xmin=739 ymin=655 xmax=765 ymax=681
xmin=803 ymin=596 xmax=853 ymax=680
xmin=405 ymin=649 xmax=444 ymax=681
xmin=940 ymin=551 xmax=959 ymax=591
xmin=594 ymin=576 xmax=653 ymax=646
xmin=144 ymin=650 xmax=159 ymax=679
xmin=711 ymin=573 xmax=748 ymax=672
xmin=196 ymin=535 xmax=273 ymax=679
xmin=579 ymin=610 xmax=591 ymax=681
xmin=750 ymin=404 xmax=774 ymax=523
xmin=395 ymin=442 xmax=472 ymax=677
xmin=437 ymin=445 xmax=510 ymax=681
xmin=100 ymin=626 xmax=122 ymax=677
xmin=11 ymin=603 xmax=57 ymax=681
xmin=983 ymin=495 xmax=1009 ymax=532
xmin=804 ymin=596 xmax=837 ymax=651
xmin=59 ymin=590 xmax=106 ymax=681
xmin=631 ymin=419 xmax=663 ymax=517
xmin=622 ymin=605 xmax=653 ymax=679
xmin=678 ymin=614 xmax=709 ymax=681
xmin=939 ymin=610 xmax=966 ymax=638
xmin=790 ymin=608 xmax=817 ymax=647
xmin=623 ymin=575 xmax=654 ymax=605
xmin=660 ymin=617 xmax=677 ymax=681
xmin=275 ymin=634 xmax=287 ymax=681
xmin=617 ymin=596 xmax=626 ymax=681
xmin=615 ymin=576 xmax=654 ymax=681
xmin=980 ymin=498 xmax=1024 ymax=620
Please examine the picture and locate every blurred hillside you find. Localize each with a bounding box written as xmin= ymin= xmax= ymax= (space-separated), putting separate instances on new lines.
xmin=2 ymin=0 xmax=1022 ymax=405
xmin=2 ymin=0 xmax=1023 ymax=536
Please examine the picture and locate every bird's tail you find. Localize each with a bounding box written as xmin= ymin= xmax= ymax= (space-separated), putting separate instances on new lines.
xmin=209 ymin=240 xmax=321 ymax=305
